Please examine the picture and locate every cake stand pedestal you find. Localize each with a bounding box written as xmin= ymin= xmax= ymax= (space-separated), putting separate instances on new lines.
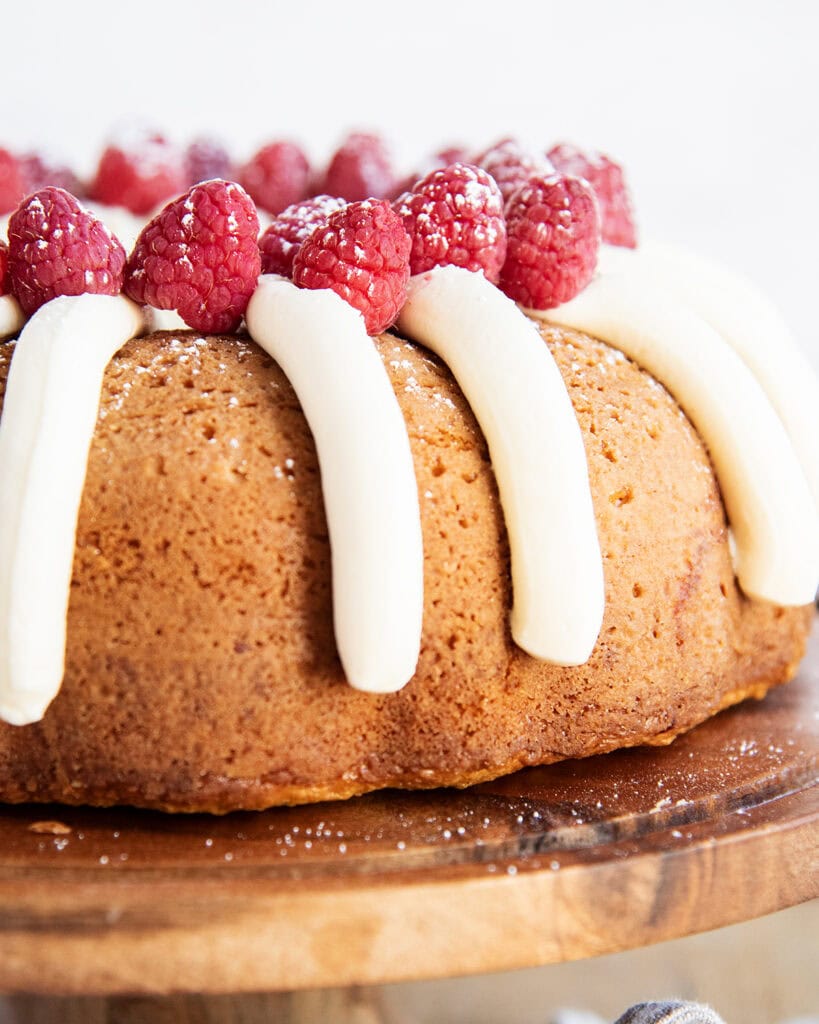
xmin=0 ymin=620 xmax=816 ymax=1016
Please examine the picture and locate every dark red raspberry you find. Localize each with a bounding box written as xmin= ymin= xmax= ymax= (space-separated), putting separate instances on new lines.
xmin=7 ymin=187 xmax=126 ymax=316
xmin=0 ymin=149 xmax=26 ymax=214
xmin=184 ymin=137 xmax=233 ymax=186
xmin=91 ymin=131 xmax=185 ymax=215
xmin=0 ymin=241 xmax=9 ymax=296
xmin=19 ymin=152 xmax=85 ymax=197
xmin=395 ymin=163 xmax=507 ymax=282
xmin=292 ymin=199 xmax=411 ymax=335
xmin=499 ymin=174 xmax=601 ymax=309
xmin=548 ymin=143 xmax=637 ymax=248
xmin=474 ymin=138 xmax=554 ymax=207
xmin=322 ymin=133 xmax=396 ymax=202
xmin=238 ymin=141 xmax=310 ymax=215
xmin=259 ymin=194 xmax=347 ymax=277
xmin=124 ymin=179 xmax=260 ymax=334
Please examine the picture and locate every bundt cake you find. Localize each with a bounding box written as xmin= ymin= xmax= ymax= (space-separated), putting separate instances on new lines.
xmin=0 ymin=134 xmax=816 ymax=813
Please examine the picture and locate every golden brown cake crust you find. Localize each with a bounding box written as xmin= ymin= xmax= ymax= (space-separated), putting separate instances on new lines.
xmin=0 ymin=325 xmax=812 ymax=812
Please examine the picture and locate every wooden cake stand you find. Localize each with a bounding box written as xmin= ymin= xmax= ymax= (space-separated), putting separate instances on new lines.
xmin=0 ymin=619 xmax=816 ymax=1000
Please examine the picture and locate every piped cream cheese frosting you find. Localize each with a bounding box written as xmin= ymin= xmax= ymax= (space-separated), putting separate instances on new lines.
xmin=398 ymin=266 xmax=605 ymax=665
xmin=0 ymin=296 xmax=25 ymax=341
xmin=0 ymin=293 xmax=146 ymax=725
xmin=246 ymin=275 xmax=424 ymax=694
xmin=598 ymin=241 xmax=819 ymax=516
xmin=533 ymin=269 xmax=819 ymax=606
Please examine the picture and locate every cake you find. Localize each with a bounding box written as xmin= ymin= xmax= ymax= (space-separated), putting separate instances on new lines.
xmin=0 ymin=133 xmax=816 ymax=813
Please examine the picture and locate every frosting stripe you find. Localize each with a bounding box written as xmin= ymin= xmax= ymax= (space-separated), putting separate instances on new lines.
xmin=398 ymin=266 xmax=604 ymax=665
xmin=247 ymin=275 xmax=424 ymax=694
xmin=599 ymin=242 xmax=819 ymax=517
xmin=536 ymin=273 xmax=819 ymax=606
xmin=0 ymin=295 xmax=25 ymax=341
xmin=0 ymin=295 xmax=145 ymax=725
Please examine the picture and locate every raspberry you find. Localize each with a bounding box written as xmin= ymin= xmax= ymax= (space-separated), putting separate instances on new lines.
xmin=395 ymin=163 xmax=507 ymax=282
xmin=0 ymin=241 xmax=9 ymax=296
xmin=184 ymin=137 xmax=232 ymax=186
xmin=7 ymin=187 xmax=126 ymax=316
xmin=322 ymin=133 xmax=396 ymax=202
xmin=19 ymin=152 xmax=85 ymax=197
xmin=124 ymin=179 xmax=261 ymax=334
xmin=292 ymin=199 xmax=411 ymax=335
xmin=259 ymin=194 xmax=347 ymax=277
xmin=548 ymin=143 xmax=637 ymax=248
xmin=238 ymin=141 xmax=310 ymax=214
xmin=474 ymin=138 xmax=554 ymax=207
xmin=499 ymin=174 xmax=601 ymax=309
xmin=0 ymin=149 xmax=26 ymax=214
xmin=91 ymin=130 xmax=185 ymax=215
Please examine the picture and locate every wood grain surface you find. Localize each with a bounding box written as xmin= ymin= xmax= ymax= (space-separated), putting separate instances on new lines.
xmin=0 ymin=618 xmax=816 ymax=997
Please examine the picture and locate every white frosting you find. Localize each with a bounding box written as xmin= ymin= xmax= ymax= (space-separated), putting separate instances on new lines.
xmin=398 ymin=267 xmax=604 ymax=665
xmin=246 ymin=275 xmax=424 ymax=694
xmin=599 ymin=242 xmax=819 ymax=517
xmin=0 ymin=294 xmax=145 ymax=725
xmin=533 ymin=272 xmax=819 ymax=606
xmin=0 ymin=296 xmax=25 ymax=340
xmin=149 ymin=307 xmax=189 ymax=331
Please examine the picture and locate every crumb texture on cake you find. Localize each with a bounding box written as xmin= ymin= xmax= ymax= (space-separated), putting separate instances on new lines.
xmin=0 ymin=325 xmax=811 ymax=812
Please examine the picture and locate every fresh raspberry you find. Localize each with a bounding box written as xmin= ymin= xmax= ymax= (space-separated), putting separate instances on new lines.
xmin=292 ymin=199 xmax=411 ymax=335
xmin=91 ymin=131 xmax=185 ymax=215
xmin=548 ymin=143 xmax=637 ymax=248
xmin=0 ymin=241 xmax=9 ymax=296
xmin=19 ymin=152 xmax=85 ymax=197
xmin=321 ymin=133 xmax=396 ymax=202
xmin=259 ymin=194 xmax=347 ymax=277
xmin=0 ymin=149 xmax=26 ymax=214
xmin=184 ymin=137 xmax=232 ymax=186
xmin=499 ymin=174 xmax=601 ymax=309
xmin=124 ymin=179 xmax=260 ymax=334
xmin=394 ymin=163 xmax=507 ymax=282
xmin=7 ymin=187 xmax=126 ymax=316
xmin=238 ymin=141 xmax=310 ymax=215
xmin=474 ymin=138 xmax=554 ymax=207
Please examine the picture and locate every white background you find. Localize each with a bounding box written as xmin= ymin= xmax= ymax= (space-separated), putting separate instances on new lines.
xmin=1 ymin=0 xmax=817 ymax=369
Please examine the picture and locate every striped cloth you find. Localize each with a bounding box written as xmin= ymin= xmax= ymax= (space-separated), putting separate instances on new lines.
xmin=552 ymin=1003 xmax=725 ymax=1024
xmin=553 ymin=1002 xmax=819 ymax=1024
xmin=613 ymin=1003 xmax=725 ymax=1024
